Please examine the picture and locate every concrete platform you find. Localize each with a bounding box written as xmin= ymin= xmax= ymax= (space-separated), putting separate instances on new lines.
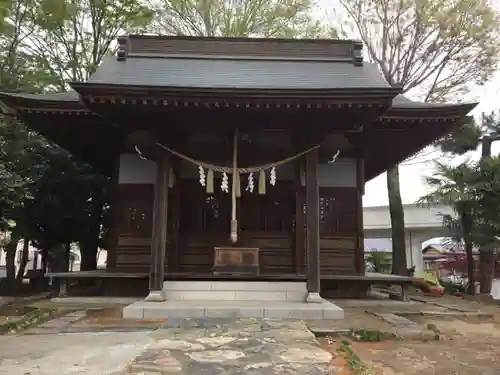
xmin=162 ymin=280 xmax=308 ymax=302
xmin=122 ymin=299 xmax=344 ymax=320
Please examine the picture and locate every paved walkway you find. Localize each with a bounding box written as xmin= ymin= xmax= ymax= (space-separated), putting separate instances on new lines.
xmin=0 ymin=317 xmax=335 ymax=375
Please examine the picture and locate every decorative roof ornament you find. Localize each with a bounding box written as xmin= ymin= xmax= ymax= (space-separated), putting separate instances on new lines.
xmin=328 ymin=150 xmax=340 ymax=164
xmin=134 ymin=145 xmax=147 ymax=160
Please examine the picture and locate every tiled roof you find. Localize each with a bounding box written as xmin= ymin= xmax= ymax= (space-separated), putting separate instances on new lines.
xmin=391 ymin=94 xmax=467 ymax=108
xmin=86 ymin=55 xmax=391 ymax=90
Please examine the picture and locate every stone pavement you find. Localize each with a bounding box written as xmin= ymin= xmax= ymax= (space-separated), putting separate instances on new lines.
xmin=123 ymin=318 xmax=335 ymax=375
xmin=0 ymin=316 xmax=336 ymax=375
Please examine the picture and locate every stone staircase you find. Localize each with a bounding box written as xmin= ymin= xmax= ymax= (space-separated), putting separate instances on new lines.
xmin=122 ymin=281 xmax=344 ymax=320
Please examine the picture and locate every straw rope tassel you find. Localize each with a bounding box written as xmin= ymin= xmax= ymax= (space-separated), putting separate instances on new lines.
xmin=258 ymin=170 xmax=266 ymax=195
xmin=168 ymin=168 xmax=176 ymax=188
xmin=299 ymin=162 xmax=305 ymax=187
xmin=206 ymin=168 xmax=214 ymax=194
xmin=235 ymin=171 xmax=241 ymax=198
xmin=230 ymin=129 xmax=239 ymax=244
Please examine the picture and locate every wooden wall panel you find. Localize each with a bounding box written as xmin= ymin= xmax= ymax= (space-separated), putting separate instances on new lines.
xmin=300 ymin=186 xmax=361 ymax=275
xmin=114 ymin=181 xmax=362 ymax=276
xmin=114 ymin=184 xmax=178 ymax=273
xmin=178 ymin=232 xmax=294 ymax=274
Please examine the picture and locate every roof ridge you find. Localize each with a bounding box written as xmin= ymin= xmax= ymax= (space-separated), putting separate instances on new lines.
xmin=116 ymin=35 xmax=364 ymax=66
xmin=125 ymin=52 xmax=356 ymax=64
xmin=124 ymin=34 xmax=361 ymax=45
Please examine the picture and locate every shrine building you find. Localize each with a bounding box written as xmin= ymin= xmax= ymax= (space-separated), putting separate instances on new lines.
xmin=0 ymin=35 xmax=476 ymax=319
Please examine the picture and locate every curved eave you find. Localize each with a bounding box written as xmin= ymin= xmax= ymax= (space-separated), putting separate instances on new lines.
xmin=0 ymin=92 xmax=86 ymax=113
xmin=7 ymin=109 xmax=120 ymax=173
xmin=381 ymin=103 xmax=477 ymax=121
xmin=365 ymin=115 xmax=469 ymax=181
xmin=71 ymin=82 xmax=402 ymax=102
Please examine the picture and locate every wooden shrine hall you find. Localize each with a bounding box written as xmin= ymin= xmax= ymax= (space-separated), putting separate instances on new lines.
xmin=0 ymin=35 xmax=475 ymax=319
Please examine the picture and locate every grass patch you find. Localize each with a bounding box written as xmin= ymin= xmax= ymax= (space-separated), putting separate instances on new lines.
xmin=352 ymin=329 xmax=394 ymax=342
xmin=339 ymin=340 xmax=375 ymax=375
xmin=0 ymin=304 xmax=57 ymax=334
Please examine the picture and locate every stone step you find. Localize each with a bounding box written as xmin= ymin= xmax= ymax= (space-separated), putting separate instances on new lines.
xmin=162 ymin=281 xmax=307 ymax=302
xmin=162 ymin=281 xmax=307 ymax=292
xmin=122 ymin=299 xmax=344 ymax=320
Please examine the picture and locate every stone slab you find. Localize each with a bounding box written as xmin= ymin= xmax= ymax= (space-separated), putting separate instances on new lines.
xmin=122 ymin=299 xmax=344 ymax=320
xmin=162 ymin=281 xmax=308 ymax=302
xmin=163 ymin=290 xmax=307 ymax=302
xmin=50 ymin=297 xmax=140 ymax=305
xmin=372 ymin=312 xmax=420 ymax=328
xmin=162 ymin=281 xmax=307 ymax=292
xmin=126 ymin=318 xmax=337 ymax=374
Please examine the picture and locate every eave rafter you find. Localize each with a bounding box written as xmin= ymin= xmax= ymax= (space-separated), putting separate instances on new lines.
xmin=82 ymin=96 xmax=390 ymax=110
xmin=19 ymin=108 xmax=92 ymax=115
xmin=364 ymin=117 xmax=461 ymax=181
xmin=70 ymin=82 xmax=401 ymax=111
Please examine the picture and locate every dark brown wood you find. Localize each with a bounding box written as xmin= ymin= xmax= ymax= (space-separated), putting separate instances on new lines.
xmin=305 ymin=148 xmax=320 ymax=294
xmin=295 ymin=158 xmax=306 ymax=274
xmin=46 ymin=270 xmax=417 ymax=283
xmin=355 ymin=155 xmax=365 ymax=274
xmin=114 ymin=184 xmax=153 ymax=273
xmin=168 ymin=181 xmax=181 ymax=272
xmin=149 ymin=154 xmax=170 ymax=292
xmin=114 ymin=184 xmax=360 ymax=276
xmin=106 ymin=154 xmax=121 ymax=269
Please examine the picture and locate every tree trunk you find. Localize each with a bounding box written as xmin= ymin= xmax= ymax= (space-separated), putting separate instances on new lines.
xmin=79 ymin=185 xmax=105 ymax=271
xmin=64 ymin=243 xmax=71 ymax=272
xmin=479 ymin=138 xmax=494 ymax=294
xmin=41 ymin=248 xmax=48 ymax=273
xmin=49 ymin=243 xmax=68 ymax=273
xmin=479 ymin=249 xmax=493 ymax=294
xmin=16 ymin=239 xmax=29 ymax=280
xmin=387 ymin=166 xmax=407 ymax=275
xmin=462 ymin=212 xmax=476 ymax=295
xmin=5 ymin=232 xmax=20 ymax=280
xmin=79 ymin=241 xmax=99 ymax=271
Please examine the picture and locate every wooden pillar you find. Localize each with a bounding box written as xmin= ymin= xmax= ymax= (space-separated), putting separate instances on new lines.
xmin=305 ymin=148 xmax=322 ymax=303
xmin=106 ymin=154 xmax=120 ymax=270
xmin=295 ymin=158 xmax=306 ymax=275
xmin=145 ymin=154 xmax=170 ymax=302
xmin=356 ymin=155 xmax=365 ymax=274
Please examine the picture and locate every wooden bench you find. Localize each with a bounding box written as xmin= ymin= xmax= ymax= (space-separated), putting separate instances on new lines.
xmin=320 ymin=273 xmax=419 ymax=301
xmin=46 ymin=271 xmax=148 ymax=297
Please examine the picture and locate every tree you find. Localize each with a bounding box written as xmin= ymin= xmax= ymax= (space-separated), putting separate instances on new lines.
xmin=23 ymin=0 xmax=154 ymax=87
xmin=418 ymin=161 xmax=479 ymax=294
xmin=0 ymin=0 xmax=60 ymax=284
xmin=469 ymin=156 xmax=500 ymax=293
xmin=437 ymin=111 xmax=500 ymax=293
xmin=420 ymin=157 xmax=500 ymax=295
xmin=339 ymin=0 xmax=500 ymax=275
xmin=11 ymin=0 xmax=154 ymax=270
xmin=151 ymin=0 xmax=327 ymax=37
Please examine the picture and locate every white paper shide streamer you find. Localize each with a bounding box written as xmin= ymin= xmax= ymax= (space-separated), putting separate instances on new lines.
xmin=198 ymin=165 xmax=206 ymax=186
xmin=246 ymin=172 xmax=255 ymax=192
xmin=221 ymin=172 xmax=229 ymax=193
